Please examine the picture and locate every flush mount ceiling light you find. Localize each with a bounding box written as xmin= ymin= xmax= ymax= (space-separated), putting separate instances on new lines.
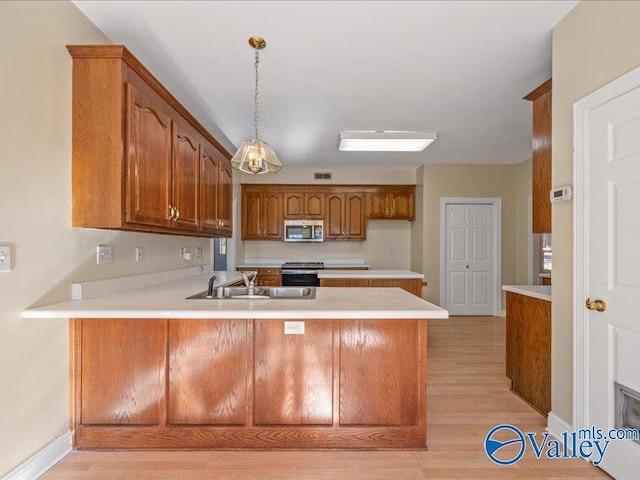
xmin=231 ymin=36 xmax=283 ymax=175
xmin=338 ymin=131 xmax=438 ymax=152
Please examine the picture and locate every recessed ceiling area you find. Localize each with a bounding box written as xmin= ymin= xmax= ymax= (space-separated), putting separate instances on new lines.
xmin=73 ymin=0 xmax=577 ymax=169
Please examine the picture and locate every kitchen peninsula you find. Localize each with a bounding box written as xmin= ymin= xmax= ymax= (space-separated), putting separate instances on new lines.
xmin=24 ymin=269 xmax=447 ymax=450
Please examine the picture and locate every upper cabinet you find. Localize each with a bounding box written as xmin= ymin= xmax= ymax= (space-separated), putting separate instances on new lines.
xmin=525 ymin=79 xmax=552 ymax=234
xmin=365 ymin=186 xmax=415 ymax=220
xmin=241 ymin=184 xmax=414 ymax=241
xmin=67 ymin=45 xmax=232 ymax=238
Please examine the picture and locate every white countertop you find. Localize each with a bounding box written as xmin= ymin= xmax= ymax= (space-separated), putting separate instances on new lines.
xmin=539 ymin=273 xmax=551 ymax=279
xmin=23 ymin=271 xmax=448 ymax=320
xmin=318 ymin=270 xmax=424 ymax=279
xmin=502 ymin=285 xmax=552 ymax=302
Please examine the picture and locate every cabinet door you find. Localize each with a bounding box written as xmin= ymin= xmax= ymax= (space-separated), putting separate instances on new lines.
xmin=254 ymin=320 xmax=333 ymax=425
xmin=390 ymin=192 xmax=414 ymax=220
xmin=345 ymin=193 xmax=365 ymax=240
xmin=80 ymin=319 xmax=166 ymax=425
xmin=262 ymin=193 xmax=283 ymax=239
xmin=199 ymin=142 xmax=221 ymax=235
xmin=168 ymin=320 xmax=248 ymax=425
xmin=325 ymin=193 xmax=345 ymax=239
xmin=283 ymin=193 xmax=304 ymax=218
xmin=217 ymin=157 xmax=233 ymax=236
xmin=126 ymin=83 xmax=173 ymax=228
xmin=366 ymin=192 xmax=389 ymax=218
xmin=242 ymin=191 xmax=262 ymax=239
xmin=505 ymin=292 xmax=522 ymax=386
xmin=305 ymin=193 xmax=325 ymax=218
xmin=172 ymin=121 xmax=199 ymax=231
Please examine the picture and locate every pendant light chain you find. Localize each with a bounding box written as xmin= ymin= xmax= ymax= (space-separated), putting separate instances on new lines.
xmin=253 ymin=48 xmax=260 ymax=140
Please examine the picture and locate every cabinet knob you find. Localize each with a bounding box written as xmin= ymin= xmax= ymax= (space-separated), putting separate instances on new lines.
xmin=175 ymin=208 xmax=180 ymax=220
xmin=169 ymin=205 xmax=175 ymax=219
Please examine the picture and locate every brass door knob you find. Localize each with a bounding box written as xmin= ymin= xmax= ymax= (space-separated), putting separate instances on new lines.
xmin=586 ymin=298 xmax=607 ymax=312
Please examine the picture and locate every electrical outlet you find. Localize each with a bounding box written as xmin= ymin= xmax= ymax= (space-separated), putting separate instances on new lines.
xmin=96 ymin=245 xmax=112 ymax=264
xmin=135 ymin=247 xmax=143 ymax=262
xmin=0 ymin=246 xmax=12 ymax=272
xmin=284 ymin=321 xmax=305 ymax=335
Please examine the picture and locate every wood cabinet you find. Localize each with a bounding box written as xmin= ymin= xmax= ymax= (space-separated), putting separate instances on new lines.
xmin=72 ymin=317 xmax=427 ymax=449
xmin=525 ymin=79 xmax=552 ymax=234
xmin=320 ymin=278 xmax=422 ymax=297
xmin=241 ymin=184 xmax=414 ymax=242
xmin=199 ymin=143 xmax=232 ymax=236
xmin=325 ymin=192 xmax=366 ymax=240
xmin=68 ymin=45 xmax=232 ymax=238
xmin=283 ymin=192 xmax=324 ymax=219
xmin=237 ymin=267 xmax=282 ymax=286
xmin=241 ymin=192 xmax=283 ymax=240
xmin=366 ymin=187 xmax=415 ymax=220
xmin=505 ymin=292 xmax=551 ymax=415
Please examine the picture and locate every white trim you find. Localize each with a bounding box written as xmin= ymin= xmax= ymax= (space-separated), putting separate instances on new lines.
xmin=1 ymin=431 xmax=72 ymax=480
xmin=439 ymin=197 xmax=502 ymax=316
xmin=546 ymin=412 xmax=573 ymax=452
xmin=498 ymin=309 xmax=506 ymax=317
xmin=573 ymin=65 xmax=640 ymax=434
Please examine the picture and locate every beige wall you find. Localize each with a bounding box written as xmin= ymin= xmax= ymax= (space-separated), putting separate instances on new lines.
xmin=552 ymin=0 xmax=640 ymax=424
xmin=0 ymin=2 xmax=214 ymax=474
xmin=417 ymin=163 xmax=530 ymax=309
xmin=238 ymin=168 xmax=416 ymax=269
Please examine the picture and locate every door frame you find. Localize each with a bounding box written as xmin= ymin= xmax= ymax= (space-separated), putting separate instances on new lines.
xmin=439 ymin=197 xmax=502 ymax=316
xmin=573 ymin=65 xmax=640 ymax=431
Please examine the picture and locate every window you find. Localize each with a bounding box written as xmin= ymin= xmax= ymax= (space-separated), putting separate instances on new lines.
xmin=541 ymin=234 xmax=552 ymax=272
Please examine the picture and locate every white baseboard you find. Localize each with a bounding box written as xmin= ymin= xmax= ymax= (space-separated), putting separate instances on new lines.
xmin=1 ymin=431 xmax=72 ymax=480
xmin=546 ymin=412 xmax=573 ymax=452
xmin=497 ymin=309 xmax=506 ymax=317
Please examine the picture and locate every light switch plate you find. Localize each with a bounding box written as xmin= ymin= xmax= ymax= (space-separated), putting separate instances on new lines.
xmin=0 ymin=246 xmax=11 ymax=272
xmin=284 ymin=321 xmax=305 ymax=335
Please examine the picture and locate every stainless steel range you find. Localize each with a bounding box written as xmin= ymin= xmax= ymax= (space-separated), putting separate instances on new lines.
xmin=281 ymin=261 xmax=325 ymax=286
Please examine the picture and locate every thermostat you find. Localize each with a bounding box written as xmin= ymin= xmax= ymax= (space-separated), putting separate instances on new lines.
xmin=550 ymin=186 xmax=573 ymax=203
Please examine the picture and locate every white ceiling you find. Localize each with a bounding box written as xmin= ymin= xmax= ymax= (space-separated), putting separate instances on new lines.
xmin=73 ymin=0 xmax=577 ymax=170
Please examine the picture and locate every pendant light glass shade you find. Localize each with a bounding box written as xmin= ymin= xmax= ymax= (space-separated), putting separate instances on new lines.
xmin=232 ymin=36 xmax=283 ymax=175
xmin=231 ymin=138 xmax=283 ymax=175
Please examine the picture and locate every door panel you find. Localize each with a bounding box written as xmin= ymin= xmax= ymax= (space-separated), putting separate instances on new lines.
xmin=325 ymin=194 xmax=344 ymax=239
xmin=346 ymin=193 xmax=365 ymax=239
xmin=283 ymin=193 xmax=303 ymax=218
xmin=242 ymin=192 xmax=262 ymax=239
xmin=587 ymin=84 xmax=640 ymax=478
xmin=199 ymin=144 xmax=220 ymax=234
xmin=218 ymin=157 xmax=233 ymax=236
xmin=172 ymin=121 xmax=199 ymax=231
xmin=126 ymin=83 xmax=172 ymax=228
xmin=262 ymin=193 xmax=283 ymax=239
xmin=305 ymin=193 xmax=324 ymax=218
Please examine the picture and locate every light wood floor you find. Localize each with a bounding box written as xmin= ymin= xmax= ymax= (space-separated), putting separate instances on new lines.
xmin=44 ymin=317 xmax=610 ymax=479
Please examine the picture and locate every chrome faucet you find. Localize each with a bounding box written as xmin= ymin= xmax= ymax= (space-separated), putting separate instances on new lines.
xmin=206 ymin=275 xmax=217 ymax=298
xmin=241 ymin=271 xmax=258 ymax=295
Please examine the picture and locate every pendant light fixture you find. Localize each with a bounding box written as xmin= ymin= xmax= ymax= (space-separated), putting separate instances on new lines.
xmin=231 ymin=36 xmax=283 ymax=175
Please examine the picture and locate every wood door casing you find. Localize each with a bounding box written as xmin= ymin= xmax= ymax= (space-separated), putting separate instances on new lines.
xmin=340 ymin=320 xmax=421 ymax=426
xmin=80 ymin=319 xmax=166 ymax=425
xmin=126 ymin=83 xmax=173 ymax=228
xmin=253 ymin=320 xmax=333 ymax=425
xmin=172 ymin=121 xmax=199 ymax=231
xmin=168 ymin=320 xmax=249 ymax=425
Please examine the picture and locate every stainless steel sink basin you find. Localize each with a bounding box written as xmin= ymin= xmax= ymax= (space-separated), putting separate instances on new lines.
xmin=187 ymin=286 xmax=316 ymax=300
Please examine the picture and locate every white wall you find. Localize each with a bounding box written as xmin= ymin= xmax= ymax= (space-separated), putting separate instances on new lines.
xmin=552 ymin=0 xmax=640 ymax=424
xmin=0 ymin=2 xmax=216 ymax=474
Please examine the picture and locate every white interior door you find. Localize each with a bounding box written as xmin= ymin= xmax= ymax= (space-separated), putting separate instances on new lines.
xmin=445 ymin=204 xmax=494 ymax=315
xmin=586 ymin=83 xmax=640 ymax=478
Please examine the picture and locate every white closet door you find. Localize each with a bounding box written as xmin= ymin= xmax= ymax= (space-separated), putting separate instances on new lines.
xmin=445 ymin=204 xmax=494 ymax=315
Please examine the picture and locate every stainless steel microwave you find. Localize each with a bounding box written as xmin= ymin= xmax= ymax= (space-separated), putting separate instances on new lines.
xmin=284 ymin=220 xmax=324 ymax=242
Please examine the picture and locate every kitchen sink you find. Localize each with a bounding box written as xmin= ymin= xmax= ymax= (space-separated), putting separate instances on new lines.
xmin=187 ymin=286 xmax=316 ymax=300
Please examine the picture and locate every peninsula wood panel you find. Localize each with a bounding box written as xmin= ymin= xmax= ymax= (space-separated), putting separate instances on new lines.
xmin=80 ymin=319 xmax=166 ymax=425
xmin=253 ymin=320 xmax=333 ymax=425
xmin=505 ymin=291 xmax=551 ymax=415
xmin=167 ymin=320 xmax=249 ymax=425
xmin=340 ymin=320 xmax=424 ymax=426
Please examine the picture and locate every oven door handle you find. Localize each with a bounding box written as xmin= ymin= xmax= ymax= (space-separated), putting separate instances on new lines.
xmin=282 ymin=270 xmax=320 ymax=274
